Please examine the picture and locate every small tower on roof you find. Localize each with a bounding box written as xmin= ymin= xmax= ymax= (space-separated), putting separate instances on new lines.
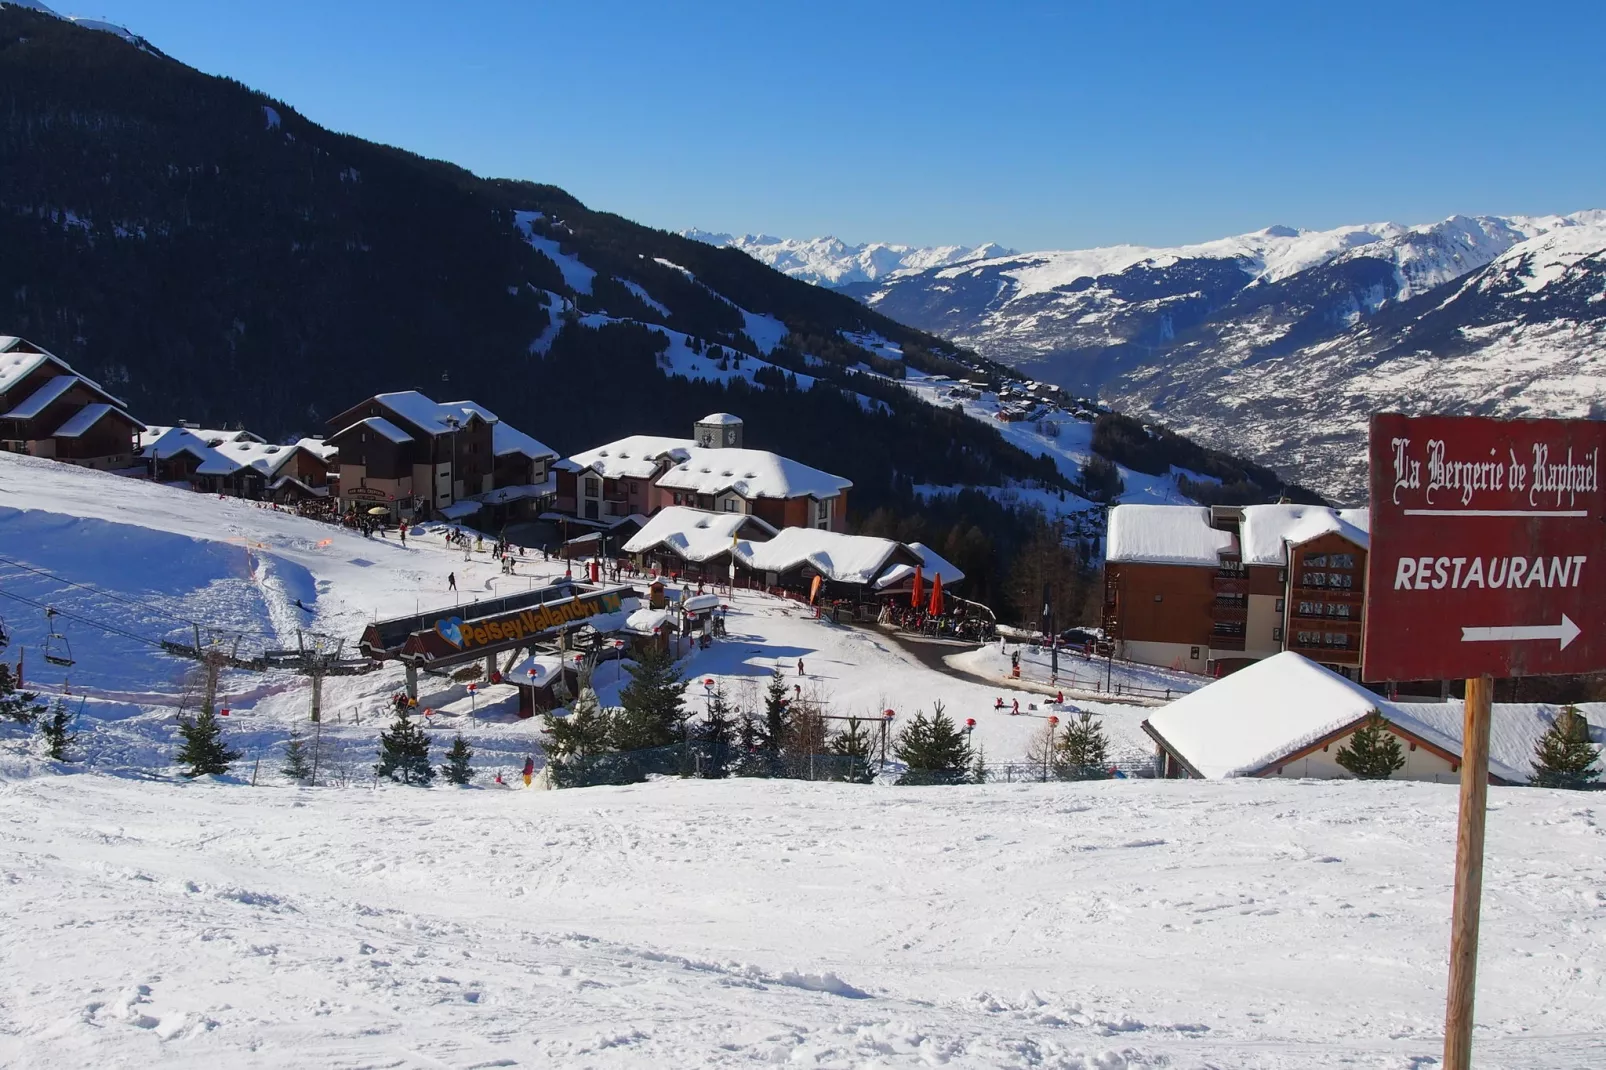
xmin=695 ymin=412 xmax=743 ymax=449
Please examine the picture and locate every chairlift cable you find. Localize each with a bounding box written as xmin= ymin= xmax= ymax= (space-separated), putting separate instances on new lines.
xmin=0 ymin=554 xmax=277 ymax=639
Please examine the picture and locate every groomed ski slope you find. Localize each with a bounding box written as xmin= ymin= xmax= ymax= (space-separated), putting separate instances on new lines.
xmin=2 ymin=774 xmax=1603 ymax=1069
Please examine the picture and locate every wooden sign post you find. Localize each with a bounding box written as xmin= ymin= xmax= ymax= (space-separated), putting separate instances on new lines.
xmin=1442 ymin=674 xmax=1492 ymax=1070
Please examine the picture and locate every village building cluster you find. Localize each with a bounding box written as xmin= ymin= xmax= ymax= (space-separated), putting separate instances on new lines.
xmin=1101 ymin=502 xmax=1371 ymax=679
xmin=0 ymin=335 xmax=967 ymax=614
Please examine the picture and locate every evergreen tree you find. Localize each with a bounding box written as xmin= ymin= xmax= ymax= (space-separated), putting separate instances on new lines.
xmin=828 ymin=716 xmax=876 ymax=783
xmin=544 ymin=688 xmax=612 ymax=760
xmin=1531 ymin=706 xmax=1600 ymax=790
xmin=1056 ymin=712 xmax=1112 ymax=780
xmin=611 ymin=644 xmax=686 ymax=751
xmin=893 ymin=702 xmax=974 ymax=785
xmin=693 ymin=686 xmax=737 ymax=778
xmin=40 ymin=698 xmax=73 ymax=761
xmin=441 ymin=733 xmax=475 ymax=786
xmin=281 ymin=731 xmax=313 ymax=783
xmin=759 ymin=668 xmax=793 ymax=775
xmin=1335 ymin=712 xmax=1405 ymax=780
xmin=733 ymin=713 xmax=766 ymax=777
xmin=375 ymin=711 xmax=434 ymax=785
xmin=0 ymin=662 xmax=42 ymax=726
xmin=175 ymin=706 xmax=242 ymax=778
xmin=970 ymin=742 xmax=988 ymax=785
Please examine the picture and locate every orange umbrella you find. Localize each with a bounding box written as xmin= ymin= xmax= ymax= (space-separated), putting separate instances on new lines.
xmin=910 ymin=565 xmax=924 ymax=609
xmin=928 ymin=572 xmax=944 ymax=617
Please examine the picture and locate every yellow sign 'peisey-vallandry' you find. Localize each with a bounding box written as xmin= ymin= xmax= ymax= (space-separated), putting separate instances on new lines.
xmin=434 ymin=592 xmax=623 ymax=650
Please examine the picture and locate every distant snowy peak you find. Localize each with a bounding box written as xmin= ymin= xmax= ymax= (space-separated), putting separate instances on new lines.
xmin=1 ymin=1 xmax=150 ymax=49
xmin=920 ymin=211 xmax=1605 ymax=307
xmin=681 ymin=229 xmax=1016 ymax=287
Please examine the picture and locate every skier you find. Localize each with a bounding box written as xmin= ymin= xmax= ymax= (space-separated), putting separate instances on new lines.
xmin=1011 ymin=698 xmax=1020 ymax=716
xmin=399 ymin=524 xmax=407 ymax=546
xmin=797 ymin=658 xmax=805 ymax=677
xmin=448 ymin=572 xmax=457 ymax=591
xmin=294 ymin=598 xmax=313 ymax=614
xmin=522 ymin=755 xmax=534 ymax=788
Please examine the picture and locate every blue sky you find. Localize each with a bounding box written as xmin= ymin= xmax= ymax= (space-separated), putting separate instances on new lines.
xmin=74 ymin=0 xmax=1606 ymax=250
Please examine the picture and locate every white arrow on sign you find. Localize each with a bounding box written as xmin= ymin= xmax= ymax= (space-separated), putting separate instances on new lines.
xmin=1461 ymin=614 xmax=1581 ymax=650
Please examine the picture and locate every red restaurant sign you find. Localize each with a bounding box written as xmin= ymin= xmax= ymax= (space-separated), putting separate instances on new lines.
xmin=1364 ymin=414 xmax=1605 ymax=682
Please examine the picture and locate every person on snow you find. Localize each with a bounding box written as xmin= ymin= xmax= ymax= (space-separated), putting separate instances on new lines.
xmin=994 ymin=696 xmax=1004 ymax=710
xmin=797 ymin=658 xmax=805 ymax=677
xmin=447 ymin=572 xmax=457 ymax=591
xmin=1055 ymin=690 xmax=1064 ymax=705
xmin=522 ymin=756 xmax=535 ymax=788
xmin=1010 ymin=698 xmax=1020 ymax=716
xmin=399 ymin=524 xmax=407 ymax=546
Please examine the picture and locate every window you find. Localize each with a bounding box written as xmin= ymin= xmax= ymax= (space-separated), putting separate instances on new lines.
xmin=1275 ymin=598 xmax=1285 ymax=612
xmin=584 ymin=477 xmax=600 ymax=497
xmin=1307 ymin=554 xmax=1328 ymax=567
xmin=1153 ymin=594 xmax=1163 ymax=602
xmin=1303 ymin=572 xmax=1327 ymax=587
xmin=723 ymin=499 xmax=737 ymax=512
xmin=1189 ymin=646 xmax=1200 ymax=660
xmin=1272 ymin=626 xmax=1283 ymax=642
xmin=1333 ymin=604 xmax=1351 ymax=619
xmin=1278 ymin=569 xmax=1287 ymax=582
xmin=1330 ymin=573 xmax=1353 ymax=589
xmin=629 ymin=482 xmax=639 ymax=494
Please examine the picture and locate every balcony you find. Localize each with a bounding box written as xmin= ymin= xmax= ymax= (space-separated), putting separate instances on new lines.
xmin=1210 ymin=636 xmax=1246 ymax=651
xmin=1212 ymin=602 xmax=1248 ymax=622
xmin=1212 ymin=573 xmax=1248 ymax=594
xmin=1290 ymin=609 xmax=1362 ymax=624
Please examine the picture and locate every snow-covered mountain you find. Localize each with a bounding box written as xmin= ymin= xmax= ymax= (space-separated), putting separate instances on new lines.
xmin=681 ymin=229 xmax=1015 ymax=288
xmin=840 ymin=211 xmax=1606 ymax=500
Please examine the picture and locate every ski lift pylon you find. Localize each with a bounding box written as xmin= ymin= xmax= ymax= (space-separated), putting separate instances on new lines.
xmin=43 ymin=608 xmax=74 ymax=667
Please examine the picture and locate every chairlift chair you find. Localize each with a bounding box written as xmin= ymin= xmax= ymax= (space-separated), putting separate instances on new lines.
xmin=42 ymin=608 xmax=74 ymax=667
xmin=0 ymin=613 xmax=9 ymax=651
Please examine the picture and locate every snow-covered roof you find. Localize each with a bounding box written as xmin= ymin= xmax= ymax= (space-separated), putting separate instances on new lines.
xmin=372 ymin=391 xmax=498 ymax=435
xmin=698 ymin=412 xmax=743 ymax=425
xmin=656 ymin=446 xmax=852 ymax=501
xmin=137 ymin=426 xmax=239 ymax=474
xmin=737 ymin=527 xmax=903 ymax=585
xmin=0 ymin=347 xmax=56 ymax=397
xmin=474 ymin=477 xmax=557 ymax=505
xmin=507 ymin=653 xmax=568 ymax=689
xmin=1239 ymin=504 xmax=1370 ymax=566
xmin=213 ymin=439 xmax=311 ymax=478
xmin=622 ymin=506 xmax=777 ymax=562
xmin=1143 ymin=652 xmax=1457 ymax=779
xmin=1107 ymin=505 xmax=1237 ymax=566
xmin=296 ymin=437 xmax=339 ymax=462
xmin=50 ymin=402 xmax=141 ymax=439
xmin=2 ymin=374 xmax=81 ymax=419
xmin=875 ymin=541 xmax=966 ymax=589
xmin=438 ymin=500 xmax=482 ymax=520
xmin=568 ymin=435 xmax=694 ymax=480
xmin=331 ymin=416 xmax=413 ymax=445
xmin=1394 ymin=701 xmax=1603 ymax=786
xmin=492 ymin=420 xmax=556 ymax=460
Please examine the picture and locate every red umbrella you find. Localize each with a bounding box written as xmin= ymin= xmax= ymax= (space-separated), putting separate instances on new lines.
xmin=927 ymin=572 xmax=944 ymax=617
xmin=910 ymin=565 xmax=924 ymax=609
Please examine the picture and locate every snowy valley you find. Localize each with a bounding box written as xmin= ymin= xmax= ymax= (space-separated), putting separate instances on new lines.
xmin=745 ymin=213 xmax=1606 ymax=501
